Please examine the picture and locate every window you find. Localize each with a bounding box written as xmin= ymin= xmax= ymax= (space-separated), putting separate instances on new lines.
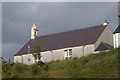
xmin=28 ymin=58 xmax=30 ymax=62
xmin=69 ymin=49 xmax=72 ymax=57
xmin=64 ymin=50 xmax=68 ymax=57
xmin=64 ymin=49 xmax=72 ymax=58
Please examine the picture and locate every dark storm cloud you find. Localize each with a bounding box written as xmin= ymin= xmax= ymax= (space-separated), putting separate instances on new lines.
xmin=2 ymin=2 xmax=118 ymax=61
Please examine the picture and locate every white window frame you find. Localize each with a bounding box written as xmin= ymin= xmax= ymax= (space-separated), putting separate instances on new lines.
xmin=64 ymin=49 xmax=72 ymax=58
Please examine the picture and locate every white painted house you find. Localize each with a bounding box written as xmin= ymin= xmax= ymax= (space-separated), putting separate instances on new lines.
xmin=113 ymin=15 xmax=120 ymax=48
xmin=113 ymin=26 xmax=120 ymax=48
xmin=14 ymin=21 xmax=114 ymax=65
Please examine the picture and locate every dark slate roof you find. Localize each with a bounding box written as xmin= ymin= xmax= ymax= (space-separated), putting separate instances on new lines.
xmin=114 ymin=25 xmax=120 ymax=33
xmin=15 ymin=25 xmax=107 ymax=56
xmin=95 ymin=42 xmax=113 ymax=51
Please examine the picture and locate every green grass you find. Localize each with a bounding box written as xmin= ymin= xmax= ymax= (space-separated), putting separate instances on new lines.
xmin=2 ymin=47 xmax=119 ymax=78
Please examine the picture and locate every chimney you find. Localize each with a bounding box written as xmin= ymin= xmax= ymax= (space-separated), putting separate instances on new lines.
xmin=103 ymin=20 xmax=109 ymax=26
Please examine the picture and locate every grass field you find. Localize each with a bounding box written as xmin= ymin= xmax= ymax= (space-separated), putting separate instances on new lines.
xmin=2 ymin=47 xmax=119 ymax=78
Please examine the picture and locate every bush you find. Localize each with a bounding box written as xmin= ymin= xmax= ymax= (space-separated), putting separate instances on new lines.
xmin=37 ymin=61 xmax=44 ymax=66
xmin=82 ymin=58 xmax=89 ymax=64
xmin=43 ymin=64 xmax=49 ymax=71
xmin=71 ymin=61 xmax=77 ymax=69
xmin=2 ymin=60 xmax=15 ymax=75
xmin=31 ymin=64 xmax=40 ymax=75
xmin=13 ymin=64 xmax=27 ymax=73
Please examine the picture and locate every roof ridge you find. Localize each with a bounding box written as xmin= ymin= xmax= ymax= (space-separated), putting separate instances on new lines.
xmin=38 ymin=24 xmax=103 ymax=38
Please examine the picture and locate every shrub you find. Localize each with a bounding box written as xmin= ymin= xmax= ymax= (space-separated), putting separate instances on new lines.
xmin=13 ymin=64 xmax=27 ymax=73
xmin=82 ymin=58 xmax=89 ymax=64
xmin=2 ymin=60 xmax=15 ymax=75
xmin=56 ymin=60 xmax=60 ymax=62
xmin=71 ymin=61 xmax=77 ymax=69
xmin=32 ymin=67 xmax=38 ymax=75
xmin=43 ymin=64 xmax=49 ymax=71
xmin=31 ymin=64 xmax=40 ymax=75
xmin=73 ymin=57 xmax=77 ymax=60
xmin=37 ymin=61 xmax=44 ymax=66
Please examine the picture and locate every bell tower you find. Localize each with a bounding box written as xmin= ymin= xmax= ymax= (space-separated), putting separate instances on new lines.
xmin=31 ymin=23 xmax=38 ymax=39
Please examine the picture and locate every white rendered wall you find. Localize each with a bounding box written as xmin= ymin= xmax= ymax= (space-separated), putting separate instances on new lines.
xmin=84 ymin=44 xmax=95 ymax=56
xmin=113 ymin=34 xmax=116 ymax=48
xmin=14 ymin=44 xmax=94 ymax=64
xmin=114 ymin=33 xmax=120 ymax=48
xmin=22 ymin=54 xmax=34 ymax=65
xmin=41 ymin=44 xmax=94 ymax=63
xmin=95 ymin=25 xmax=113 ymax=49
xmin=14 ymin=54 xmax=34 ymax=65
xmin=41 ymin=51 xmax=53 ymax=63
xmin=118 ymin=33 xmax=120 ymax=47
xmin=14 ymin=56 xmax=22 ymax=63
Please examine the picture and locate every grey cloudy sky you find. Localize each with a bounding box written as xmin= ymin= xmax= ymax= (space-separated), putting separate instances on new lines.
xmin=2 ymin=2 xmax=118 ymax=61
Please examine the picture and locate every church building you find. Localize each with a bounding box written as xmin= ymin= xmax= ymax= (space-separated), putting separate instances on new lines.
xmin=14 ymin=21 xmax=114 ymax=65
